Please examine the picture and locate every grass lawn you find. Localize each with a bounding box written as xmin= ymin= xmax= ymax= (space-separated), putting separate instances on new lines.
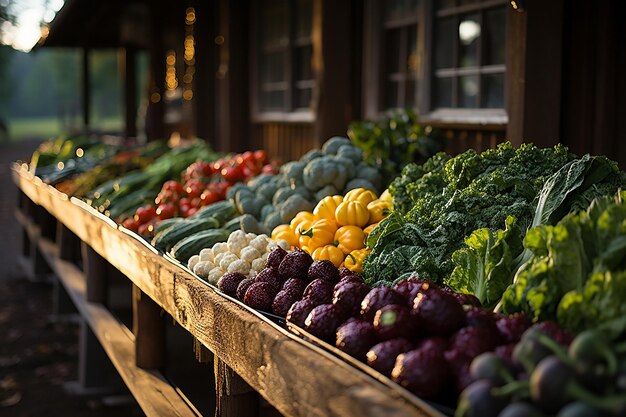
xmin=4 ymin=116 xmax=124 ymax=142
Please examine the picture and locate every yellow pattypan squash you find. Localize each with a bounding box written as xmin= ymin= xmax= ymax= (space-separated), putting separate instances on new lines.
xmin=334 ymin=225 xmax=366 ymax=255
xmin=271 ymin=224 xmax=299 ymax=247
xmin=367 ymin=199 xmax=392 ymax=224
xmin=300 ymin=218 xmax=338 ymax=251
xmin=363 ymin=222 xmax=379 ymax=236
xmin=335 ymin=200 xmax=370 ymax=227
xmin=344 ymin=248 xmax=371 ymax=274
xmin=313 ymin=195 xmax=343 ymax=222
xmin=290 ymin=211 xmax=315 ymax=234
xmin=344 ymin=188 xmax=378 ymax=206
xmin=312 ymin=244 xmax=345 ymax=267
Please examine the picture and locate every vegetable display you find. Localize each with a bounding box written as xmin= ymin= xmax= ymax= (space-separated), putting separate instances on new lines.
xmin=225 ymin=137 xmax=387 ymax=234
xmin=364 ymin=143 xmax=624 ymax=291
xmin=270 ymin=188 xmax=392 ymax=270
xmin=500 ymin=191 xmax=626 ymax=337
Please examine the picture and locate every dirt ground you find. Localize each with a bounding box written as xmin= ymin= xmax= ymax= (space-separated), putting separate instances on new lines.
xmin=0 ymin=140 xmax=143 ymax=417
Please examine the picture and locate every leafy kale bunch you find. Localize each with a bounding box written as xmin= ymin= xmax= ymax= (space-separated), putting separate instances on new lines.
xmin=500 ymin=192 xmax=626 ymax=337
xmin=347 ymin=108 xmax=443 ymax=187
xmin=365 ymin=142 xmax=574 ymax=286
xmin=448 ymin=153 xmax=625 ymax=307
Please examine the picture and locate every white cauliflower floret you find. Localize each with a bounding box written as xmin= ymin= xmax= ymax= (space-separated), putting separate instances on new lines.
xmin=227 ymin=259 xmax=251 ymax=275
xmin=227 ymin=230 xmax=247 ymax=245
xmin=187 ymin=255 xmax=201 ymax=271
xmin=227 ymin=230 xmax=248 ymax=256
xmin=266 ymin=241 xmax=279 ymax=253
xmin=250 ymin=257 xmax=266 ymax=273
xmin=193 ymin=261 xmax=215 ymax=278
xmin=212 ymin=242 xmax=229 ymax=255
xmin=249 ymin=235 xmax=270 ymax=253
xmin=239 ymin=246 xmax=262 ymax=263
xmin=245 ymin=232 xmax=257 ymax=242
xmin=214 ymin=252 xmax=227 ymax=267
xmin=219 ymin=253 xmax=239 ymax=272
xmin=261 ymin=251 xmax=269 ymax=262
xmin=199 ymin=248 xmax=214 ymax=262
xmin=207 ymin=267 xmax=224 ymax=285
xmin=276 ymin=239 xmax=290 ymax=251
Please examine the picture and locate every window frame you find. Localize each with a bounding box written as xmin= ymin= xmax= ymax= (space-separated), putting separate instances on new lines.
xmin=250 ymin=0 xmax=315 ymax=123
xmin=363 ymin=0 xmax=510 ymax=126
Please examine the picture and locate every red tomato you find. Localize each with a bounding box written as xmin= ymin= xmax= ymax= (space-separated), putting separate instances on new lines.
xmin=134 ymin=205 xmax=156 ymax=223
xmin=186 ymin=207 xmax=198 ymax=217
xmin=254 ymin=150 xmax=268 ymax=164
xmin=185 ymin=179 xmax=204 ymax=198
xmin=156 ymin=204 xmax=176 ymax=219
xmin=179 ymin=197 xmax=190 ymax=208
xmin=190 ymin=197 xmax=202 ymax=208
xmin=262 ymin=164 xmax=276 ymax=174
xmin=163 ymin=180 xmax=183 ymax=194
xmin=222 ymin=165 xmax=244 ymax=183
xmin=122 ymin=218 xmax=139 ymax=232
xmin=138 ymin=223 xmax=152 ymax=236
xmin=179 ymin=204 xmax=191 ymax=218
xmin=200 ymin=190 xmax=221 ymax=205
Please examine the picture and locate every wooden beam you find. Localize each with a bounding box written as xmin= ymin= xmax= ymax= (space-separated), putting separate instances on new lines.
xmin=505 ymin=0 xmax=564 ymax=146
xmin=82 ymin=47 xmax=91 ymax=130
xmin=124 ymin=46 xmax=138 ymax=139
xmin=133 ymin=284 xmax=166 ymax=370
xmin=82 ymin=241 xmax=109 ymax=304
xmin=214 ymin=356 xmax=259 ymax=417
xmin=313 ymin=0 xmax=356 ymax=144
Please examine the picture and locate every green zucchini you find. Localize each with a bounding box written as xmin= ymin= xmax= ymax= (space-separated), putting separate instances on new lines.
xmin=169 ymin=229 xmax=230 ymax=263
xmin=222 ymin=215 xmax=245 ymax=233
xmin=190 ymin=200 xmax=237 ymax=225
xmin=153 ymin=217 xmax=185 ymax=235
xmin=152 ymin=217 xmax=220 ymax=252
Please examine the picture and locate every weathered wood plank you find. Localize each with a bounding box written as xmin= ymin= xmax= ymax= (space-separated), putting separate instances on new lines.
xmin=36 ymin=237 xmax=198 ymax=417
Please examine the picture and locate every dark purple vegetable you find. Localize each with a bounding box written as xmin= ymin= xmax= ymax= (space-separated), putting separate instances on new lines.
xmin=391 ymin=348 xmax=449 ymax=399
xmin=335 ymin=319 xmax=377 ymax=361
xmin=411 ymin=287 xmax=465 ymax=336
xmin=455 ymin=380 xmax=508 ymax=417
xmin=366 ymin=338 xmax=413 ymax=377
xmin=360 ymin=287 xmax=404 ymax=322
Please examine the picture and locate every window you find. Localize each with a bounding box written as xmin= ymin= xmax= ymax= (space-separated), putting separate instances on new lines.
xmin=363 ymin=0 xmax=509 ymax=123
xmin=382 ymin=0 xmax=419 ymax=109
xmin=255 ymin=0 xmax=314 ymax=117
xmin=432 ymin=0 xmax=507 ymax=110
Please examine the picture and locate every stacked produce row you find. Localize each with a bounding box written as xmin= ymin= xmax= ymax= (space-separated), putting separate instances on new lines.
xmin=27 ymin=113 xmax=626 ymax=416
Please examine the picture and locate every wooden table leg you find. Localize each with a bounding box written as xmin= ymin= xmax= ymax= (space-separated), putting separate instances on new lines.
xmin=214 ymin=356 xmax=259 ymax=417
xmin=57 ymin=223 xmax=81 ymax=264
xmin=133 ymin=284 xmax=166 ymax=369
xmin=81 ymin=242 xmax=108 ymax=304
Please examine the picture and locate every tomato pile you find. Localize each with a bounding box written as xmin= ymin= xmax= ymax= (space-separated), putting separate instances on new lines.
xmin=122 ymin=150 xmax=278 ymax=235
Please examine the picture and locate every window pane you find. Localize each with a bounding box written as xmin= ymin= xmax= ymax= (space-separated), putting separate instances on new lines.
xmin=385 ymin=80 xmax=401 ymax=108
xmin=295 ymin=88 xmax=312 ymax=109
xmin=434 ymin=77 xmax=453 ymax=108
xmin=295 ymin=0 xmax=313 ymax=40
xmin=407 ymin=24 xmax=418 ymax=72
xmin=459 ymin=13 xmax=481 ymax=67
xmin=482 ymin=73 xmax=504 ymax=108
xmin=294 ymin=45 xmax=312 ymax=81
xmin=385 ymin=28 xmax=403 ymax=74
xmin=260 ymin=90 xmax=286 ymax=111
xmin=435 ymin=0 xmax=455 ymax=11
xmin=386 ymin=0 xmax=419 ymax=21
xmin=261 ymin=0 xmax=288 ymax=49
xmin=459 ymin=75 xmax=479 ymax=108
xmin=435 ymin=17 xmax=455 ymax=69
xmin=484 ymin=7 xmax=506 ymax=65
xmin=261 ymin=51 xmax=287 ymax=83
xmin=405 ymin=78 xmax=416 ymax=108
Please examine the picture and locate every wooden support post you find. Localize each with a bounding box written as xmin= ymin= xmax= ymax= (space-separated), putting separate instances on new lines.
xmin=65 ymin=319 xmax=123 ymax=396
xmin=21 ymin=227 xmax=30 ymax=257
xmin=57 ymin=223 xmax=81 ymax=264
xmin=31 ymin=237 xmax=52 ymax=277
xmin=132 ymin=284 xmax=166 ymax=369
xmin=214 ymin=356 xmax=259 ymax=417
xmin=53 ymin=278 xmax=77 ymax=316
xmin=81 ymin=241 xmax=109 ymax=304
xmin=36 ymin=205 xmax=56 ymax=241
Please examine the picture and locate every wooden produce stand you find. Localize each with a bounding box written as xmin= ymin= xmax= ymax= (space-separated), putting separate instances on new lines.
xmin=11 ymin=163 xmax=445 ymax=417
